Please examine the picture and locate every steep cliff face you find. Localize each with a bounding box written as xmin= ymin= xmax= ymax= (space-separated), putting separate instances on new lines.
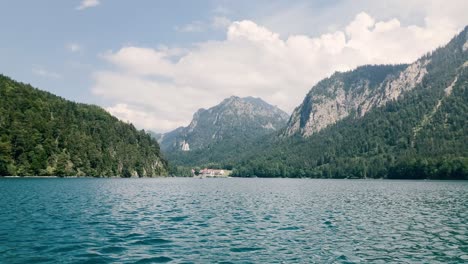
xmin=160 ymin=96 xmax=289 ymax=151
xmin=284 ymin=59 xmax=433 ymax=137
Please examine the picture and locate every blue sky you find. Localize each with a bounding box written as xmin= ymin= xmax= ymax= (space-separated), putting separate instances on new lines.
xmin=1 ymin=0 xmax=467 ymax=132
xmin=1 ymin=0 xmax=224 ymax=101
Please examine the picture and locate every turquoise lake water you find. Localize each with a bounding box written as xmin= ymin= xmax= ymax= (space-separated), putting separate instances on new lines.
xmin=0 ymin=178 xmax=467 ymax=263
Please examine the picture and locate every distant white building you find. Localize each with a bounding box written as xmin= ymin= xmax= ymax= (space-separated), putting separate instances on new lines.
xmin=199 ymin=168 xmax=226 ymax=177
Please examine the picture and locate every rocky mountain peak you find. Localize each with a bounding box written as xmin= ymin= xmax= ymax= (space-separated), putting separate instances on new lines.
xmin=160 ymin=96 xmax=289 ymax=151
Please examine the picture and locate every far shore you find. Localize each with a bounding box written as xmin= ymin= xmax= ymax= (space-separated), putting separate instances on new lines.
xmin=1 ymin=175 xmax=146 ymax=178
xmin=1 ymin=176 xmax=465 ymax=181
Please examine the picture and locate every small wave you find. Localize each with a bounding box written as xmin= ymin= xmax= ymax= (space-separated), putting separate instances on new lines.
xmin=124 ymin=233 xmax=145 ymax=239
xmin=100 ymin=246 xmax=126 ymax=254
xmin=278 ymin=226 xmax=301 ymax=230
xmin=135 ymin=256 xmax=173 ymax=263
xmin=48 ymin=245 xmax=84 ymax=253
xmin=230 ymin=247 xmax=264 ymax=252
xmin=132 ymin=238 xmax=172 ymax=246
xmin=169 ymin=216 xmax=188 ymax=222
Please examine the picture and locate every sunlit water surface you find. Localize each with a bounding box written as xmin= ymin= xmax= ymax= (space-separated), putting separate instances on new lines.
xmin=0 ymin=178 xmax=467 ymax=263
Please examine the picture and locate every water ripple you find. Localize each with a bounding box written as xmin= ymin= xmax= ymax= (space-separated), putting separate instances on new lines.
xmin=0 ymin=178 xmax=467 ymax=263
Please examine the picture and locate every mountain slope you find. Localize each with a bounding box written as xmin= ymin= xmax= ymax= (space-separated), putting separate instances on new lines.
xmin=159 ymin=96 xmax=288 ymax=173
xmin=160 ymin=96 xmax=289 ymax=152
xmin=232 ymin=26 xmax=468 ymax=179
xmin=284 ymin=59 xmax=432 ymax=136
xmin=0 ymin=75 xmax=168 ymax=177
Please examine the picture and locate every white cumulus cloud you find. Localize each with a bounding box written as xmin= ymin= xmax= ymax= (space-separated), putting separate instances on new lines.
xmin=106 ymin=104 xmax=181 ymax=132
xmin=92 ymin=11 xmax=464 ymax=133
xmin=76 ymin=0 xmax=100 ymax=10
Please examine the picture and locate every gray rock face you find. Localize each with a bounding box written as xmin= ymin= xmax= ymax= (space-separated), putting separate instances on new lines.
xmin=160 ymin=96 xmax=289 ymax=151
xmin=284 ymin=59 xmax=430 ymax=137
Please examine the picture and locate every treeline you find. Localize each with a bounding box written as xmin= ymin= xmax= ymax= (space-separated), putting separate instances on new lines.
xmin=231 ymin=155 xmax=467 ymax=180
xmin=0 ymin=75 xmax=168 ymax=177
xmin=387 ymin=158 xmax=467 ymax=180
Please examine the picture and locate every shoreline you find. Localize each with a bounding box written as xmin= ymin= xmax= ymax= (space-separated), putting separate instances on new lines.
xmin=1 ymin=176 xmax=466 ymax=181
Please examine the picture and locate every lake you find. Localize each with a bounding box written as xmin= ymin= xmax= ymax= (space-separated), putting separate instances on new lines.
xmin=0 ymin=178 xmax=467 ymax=263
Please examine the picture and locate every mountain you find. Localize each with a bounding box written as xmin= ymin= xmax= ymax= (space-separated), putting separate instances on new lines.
xmin=284 ymin=64 xmax=409 ymax=136
xmin=159 ymin=96 xmax=288 ymax=174
xmin=232 ymin=26 xmax=468 ymax=179
xmin=160 ymin=96 xmax=289 ymax=152
xmin=284 ymin=55 xmax=438 ymax=137
xmin=0 ymin=75 xmax=168 ymax=177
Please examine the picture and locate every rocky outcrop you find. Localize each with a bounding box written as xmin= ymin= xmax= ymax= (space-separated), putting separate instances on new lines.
xmin=181 ymin=140 xmax=190 ymax=151
xmin=372 ymin=59 xmax=429 ymax=107
xmin=284 ymin=58 xmax=431 ymax=137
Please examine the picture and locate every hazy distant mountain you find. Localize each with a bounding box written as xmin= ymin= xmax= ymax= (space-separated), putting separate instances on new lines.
xmin=0 ymin=75 xmax=168 ymax=177
xmin=160 ymin=96 xmax=289 ymax=152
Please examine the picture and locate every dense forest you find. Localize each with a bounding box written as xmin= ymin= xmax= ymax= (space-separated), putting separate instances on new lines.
xmin=230 ymin=27 xmax=468 ymax=180
xmin=0 ymin=75 xmax=168 ymax=177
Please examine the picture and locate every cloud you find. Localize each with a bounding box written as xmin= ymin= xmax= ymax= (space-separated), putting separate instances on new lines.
xmin=257 ymin=0 xmax=468 ymax=36
xmin=92 ymin=11 xmax=464 ymax=133
xmin=106 ymin=104 xmax=182 ymax=132
xmin=32 ymin=67 xmax=62 ymax=79
xmin=76 ymin=0 xmax=100 ymax=10
xmin=67 ymin=43 xmax=82 ymax=53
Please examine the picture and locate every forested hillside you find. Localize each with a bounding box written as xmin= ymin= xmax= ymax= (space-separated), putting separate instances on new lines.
xmin=231 ymin=26 xmax=468 ymax=179
xmin=0 ymin=75 xmax=168 ymax=177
